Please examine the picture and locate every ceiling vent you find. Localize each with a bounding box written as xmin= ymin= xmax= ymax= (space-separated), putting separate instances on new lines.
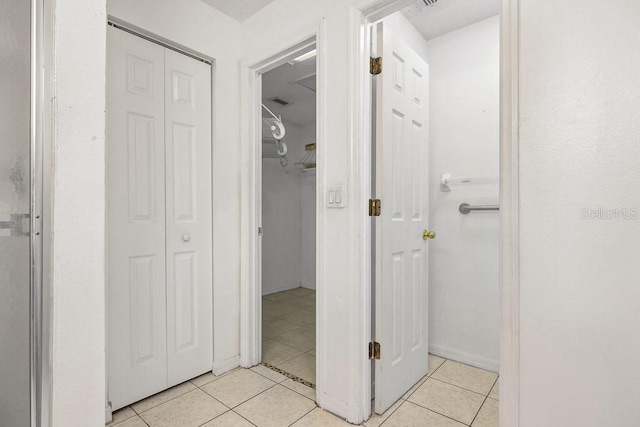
xmin=270 ymin=97 xmax=290 ymax=106
xmin=422 ymin=0 xmax=438 ymax=5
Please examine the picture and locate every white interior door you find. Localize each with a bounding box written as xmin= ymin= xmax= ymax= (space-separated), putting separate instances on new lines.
xmin=107 ymin=26 xmax=168 ymax=410
xmin=107 ymin=26 xmax=213 ymax=410
xmin=374 ymin=22 xmax=431 ymax=414
xmin=164 ymin=49 xmax=213 ymax=386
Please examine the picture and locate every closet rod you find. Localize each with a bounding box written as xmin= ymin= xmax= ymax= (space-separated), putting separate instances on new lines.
xmin=108 ymin=21 xmax=212 ymax=65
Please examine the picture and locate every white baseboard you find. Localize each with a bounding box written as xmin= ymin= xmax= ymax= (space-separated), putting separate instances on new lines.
xmin=429 ymin=344 xmax=499 ymax=373
xmin=105 ymin=402 xmax=113 ymax=424
xmin=262 ymin=283 xmax=300 ymax=296
xmin=301 ymin=282 xmax=316 ymax=290
xmin=212 ymin=355 xmax=240 ymax=375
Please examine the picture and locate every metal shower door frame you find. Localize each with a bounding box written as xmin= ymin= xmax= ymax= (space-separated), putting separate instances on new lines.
xmin=30 ymin=0 xmax=54 ymax=425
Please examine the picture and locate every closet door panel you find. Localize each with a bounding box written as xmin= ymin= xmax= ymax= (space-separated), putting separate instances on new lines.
xmin=164 ymin=49 xmax=213 ymax=385
xmin=107 ymin=26 xmax=168 ymax=410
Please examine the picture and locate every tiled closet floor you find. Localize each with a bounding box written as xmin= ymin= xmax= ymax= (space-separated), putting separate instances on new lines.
xmin=262 ymin=288 xmax=317 ymax=385
xmin=108 ymin=289 xmax=498 ymax=426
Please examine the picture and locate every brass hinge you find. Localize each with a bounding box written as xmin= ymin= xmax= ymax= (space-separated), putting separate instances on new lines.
xmin=370 ymin=56 xmax=382 ymax=75
xmin=368 ymin=199 xmax=381 ymax=217
xmin=369 ymin=341 xmax=381 ymax=360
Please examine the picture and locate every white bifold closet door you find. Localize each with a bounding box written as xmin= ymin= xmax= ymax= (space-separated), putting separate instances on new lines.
xmin=107 ymin=26 xmax=212 ymax=410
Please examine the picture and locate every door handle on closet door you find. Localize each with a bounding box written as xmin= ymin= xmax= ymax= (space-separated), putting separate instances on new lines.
xmin=182 ymin=233 xmax=191 ymax=242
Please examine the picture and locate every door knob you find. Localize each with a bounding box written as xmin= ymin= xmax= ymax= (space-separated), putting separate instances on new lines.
xmin=182 ymin=233 xmax=191 ymax=242
xmin=423 ymin=230 xmax=436 ymax=240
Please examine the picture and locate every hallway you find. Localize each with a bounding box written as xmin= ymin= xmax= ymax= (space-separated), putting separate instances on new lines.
xmin=107 ymin=354 xmax=498 ymax=427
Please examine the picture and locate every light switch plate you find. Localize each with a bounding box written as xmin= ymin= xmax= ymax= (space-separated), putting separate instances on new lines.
xmin=327 ymin=185 xmax=346 ymax=208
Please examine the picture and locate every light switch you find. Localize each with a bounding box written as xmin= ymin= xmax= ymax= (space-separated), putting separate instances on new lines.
xmin=327 ymin=185 xmax=346 ymax=208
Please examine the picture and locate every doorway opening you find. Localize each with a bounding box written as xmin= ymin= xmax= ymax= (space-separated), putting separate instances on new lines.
xmin=367 ymin=1 xmax=501 ymax=425
xmin=259 ymin=47 xmax=318 ymax=389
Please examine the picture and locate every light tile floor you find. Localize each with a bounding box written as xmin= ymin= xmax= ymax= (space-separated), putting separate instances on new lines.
xmin=108 ymin=288 xmax=498 ymax=427
xmin=262 ymin=288 xmax=317 ymax=385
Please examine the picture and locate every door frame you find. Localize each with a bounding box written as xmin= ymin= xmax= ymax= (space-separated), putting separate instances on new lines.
xmin=239 ymin=27 xmax=323 ymax=368
xmin=349 ymin=0 xmax=520 ymax=424
xmin=104 ymin=19 xmax=216 ymax=419
xmin=32 ymin=0 xmax=54 ymax=425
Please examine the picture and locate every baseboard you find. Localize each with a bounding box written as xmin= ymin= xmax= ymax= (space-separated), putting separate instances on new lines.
xmin=262 ymin=283 xmax=300 ymax=296
xmin=301 ymin=282 xmax=316 ymax=290
xmin=212 ymin=355 xmax=240 ymax=375
xmin=429 ymin=344 xmax=499 ymax=373
xmin=105 ymin=402 xmax=113 ymax=424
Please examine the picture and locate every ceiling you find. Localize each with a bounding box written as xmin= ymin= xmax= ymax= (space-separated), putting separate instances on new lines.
xmin=262 ymin=55 xmax=316 ymax=128
xmin=200 ymin=0 xmax=274 ymax=22
xmin=401 ymin=0 xmax=499 ymax=41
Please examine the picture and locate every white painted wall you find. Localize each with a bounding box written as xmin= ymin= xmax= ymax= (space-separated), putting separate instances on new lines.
xmin=263 ymin=120 xmax=302 ymax=294
xmin=519 ymin=0 xmax=640 ymax=425
xmin=426 ymin=16 xmax=500 ymax=372
xmin=50 ymin=0 xmax=107 ymax=425
xmin=262 ymin=154 xmax=302 ymax=294
xmin=107 ymin=0 xmax=242 ymax=373
xmin=262 ymin=119 xmax=316 ymax=294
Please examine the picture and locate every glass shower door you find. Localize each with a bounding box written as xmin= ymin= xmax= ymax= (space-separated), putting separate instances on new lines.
xmin=0 ymin=0 xmax=33 ymax=425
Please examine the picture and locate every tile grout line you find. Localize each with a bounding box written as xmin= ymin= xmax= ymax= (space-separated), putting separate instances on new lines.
xmin=400 ymin=358 xmax=447 ymax=401
xmin=401 ymin=399 xmax=475 ymax=427
xmin=398 ymin=357 xmax=490 ymax=426
xmin=373 ymin=357 xmax=448 ymax=426
xmin=427 ymin=377 xmax=494 ymax=398
xmin=287 ymin=406 xmax=318 ymax=426
xmin=376 ymin=399 xmax=406 ymax=427
xmin=195 ymin=373 xmax=280 ymax=410
xmin=230 ymin=409 xmax=259 ymax=426
xmin=129 ymin=384 xmax=197 ymax=417
xmin=468 ymin=376 xmax=499 ymax=427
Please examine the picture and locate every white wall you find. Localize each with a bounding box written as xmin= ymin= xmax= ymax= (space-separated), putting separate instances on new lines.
xmin=107 ymin=0 xmax=242 ymax=374
xmin=50 ymin=0 xmax=107 ymax=425
xmin=262 ymin=119 xmax=316 ymax=293
xmin=426 ymin=16 xmax=500 ymax=372
xmin=261 ymin=120 xmax=315 ymax=294
xmin=519 ymin=0 xmax=640 ymax=425
xmin=262 ymin=154 xmax=302 ymax=294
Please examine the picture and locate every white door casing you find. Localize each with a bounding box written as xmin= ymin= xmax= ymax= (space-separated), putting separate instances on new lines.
xmin=107 ymin=26 xmax=213 ymax=410
xmin=164 ymin=49 xmax=213 ymax=386
xmin=374 ymin=22 xmax=430 ymax=414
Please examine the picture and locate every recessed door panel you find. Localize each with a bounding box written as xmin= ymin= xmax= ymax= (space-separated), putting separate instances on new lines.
xmin=173 ymin=251 xmax=197 ymax=352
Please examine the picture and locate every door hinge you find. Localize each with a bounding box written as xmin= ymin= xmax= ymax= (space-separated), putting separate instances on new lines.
xmin=370 ymin=56 xmax=382 ymax=75
xmin=369 ymin=341 xmax=381 ymax=360
xmin=368 ymin=199 xmax=381 ymax=217
xmin=258 ymin=227 xmax=264 ymax=236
